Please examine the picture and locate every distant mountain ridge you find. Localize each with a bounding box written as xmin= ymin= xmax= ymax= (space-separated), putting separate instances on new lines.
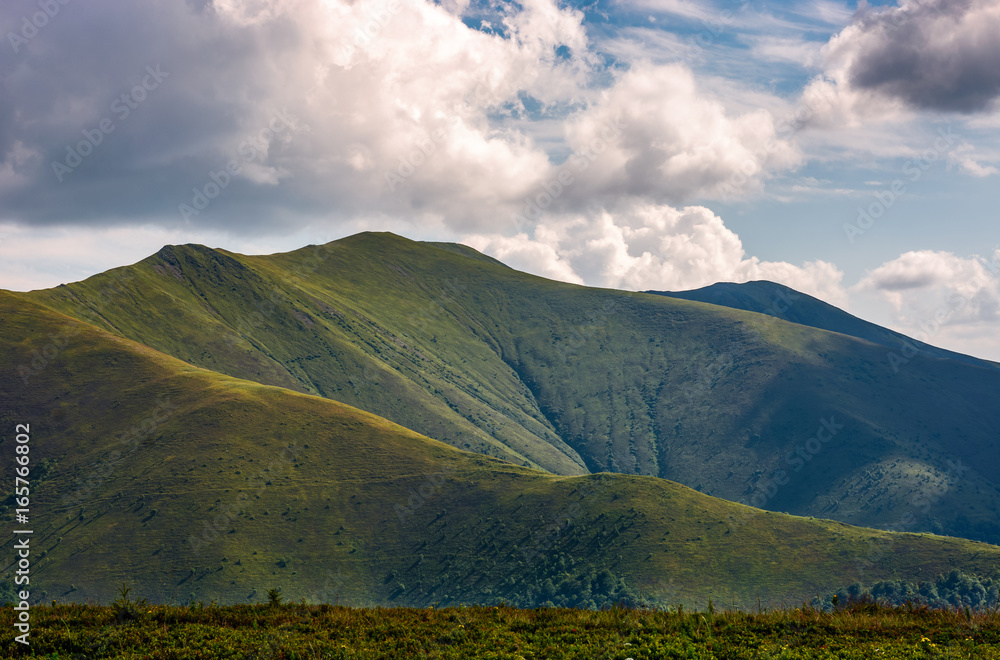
xmin=647 ymin=280 xmax=998 ymax=370
xmin=19 ymin=232 xmax=1000 ymax=546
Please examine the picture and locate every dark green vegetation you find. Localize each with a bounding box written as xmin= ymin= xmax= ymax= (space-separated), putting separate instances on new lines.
xmin=19 ymin=232 xmax=1000 ymax=543
xmin=2 ymin=600 xmax=999 ymax=659
xmin=4 ymin=280 xmax=1000 ymax=610
xmin=817 ymin=569 xmax=1000 ymax=612
xmin=648 ymin=280 xmax=998 ymax=369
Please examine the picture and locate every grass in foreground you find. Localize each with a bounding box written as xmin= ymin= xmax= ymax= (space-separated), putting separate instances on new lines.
xmin=3 ymin=600 xmax=999 ymax=659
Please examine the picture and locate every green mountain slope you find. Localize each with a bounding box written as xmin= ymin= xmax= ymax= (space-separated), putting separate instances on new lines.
xmin=3 ymin=290 xmax=1000 ymax=610
xmin=24 ymin=238 xmax=586 ymax=476
xmin=648 ymin=280 xmax=998 ymax=369
xmin=21 ymin=232 xmax=1000 ymax=544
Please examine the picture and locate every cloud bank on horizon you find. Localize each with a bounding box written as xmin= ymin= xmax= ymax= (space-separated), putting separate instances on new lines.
xmin=1 ymin=0 xmax=999 ymax=359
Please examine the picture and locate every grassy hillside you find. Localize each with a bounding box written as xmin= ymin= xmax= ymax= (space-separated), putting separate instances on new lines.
xmin=21 ymin=232 xmax=1000 ymax=544
xmin=22 ymin=240 xmax=586 ymax=476
xmin=4 ymin=290 xmax=1000 ymax=610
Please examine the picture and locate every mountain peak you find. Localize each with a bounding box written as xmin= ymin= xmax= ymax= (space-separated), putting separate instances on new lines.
xmin=647 ymin=280 xmax=994 ymax=369
xmin=149 ymin=243 xmax=250 ymax=284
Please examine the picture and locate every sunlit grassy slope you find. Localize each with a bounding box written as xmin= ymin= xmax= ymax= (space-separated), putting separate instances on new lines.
xmin=21 ymin=232 xmax=1000 ymax=543
xmin=3 ymin=290 xmax=1000 ymax=610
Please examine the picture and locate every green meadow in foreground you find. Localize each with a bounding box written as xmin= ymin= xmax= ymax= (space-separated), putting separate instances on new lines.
xmin=2 ymin=600 xmax=999 ymax=659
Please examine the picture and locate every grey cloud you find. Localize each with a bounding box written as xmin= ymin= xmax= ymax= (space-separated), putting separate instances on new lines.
xmin=840 ymin=0 xmax=1000 ymax=113
xmin=869 ymin=272 xmax=938 ymax=291
xmin=0 ymin=1 xmax=327 ymax=231
xmin=0 ymin=0 xmax=596 ymax=235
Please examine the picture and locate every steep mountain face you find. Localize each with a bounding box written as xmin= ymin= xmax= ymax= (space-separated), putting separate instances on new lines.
xmin=648 ymin=280 xmax=998 ymax=369
xmin=22 ymin=232 xmax=1000 ymax=543
xmin=4 ymin=289 xmax=1000 ymax=609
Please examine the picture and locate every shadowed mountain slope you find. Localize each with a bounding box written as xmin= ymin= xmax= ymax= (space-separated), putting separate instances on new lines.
xmin=648 ymin=280 xmax=997 ymax=369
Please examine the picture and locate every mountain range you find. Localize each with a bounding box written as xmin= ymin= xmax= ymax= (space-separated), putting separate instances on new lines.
xmin=3 ymin=231 xmax=999 ymax=608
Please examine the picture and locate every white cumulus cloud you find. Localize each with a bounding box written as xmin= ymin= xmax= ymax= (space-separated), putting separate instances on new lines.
xmin=467 ymin=201 xmax=846 ymax=306
xmin=853 ymin=249 xmax=1000 ymax=360
xmin=856 ymin=249 xmax=1000 ymax=323
xmin=561 ymin=63 xmax=803 ymax=204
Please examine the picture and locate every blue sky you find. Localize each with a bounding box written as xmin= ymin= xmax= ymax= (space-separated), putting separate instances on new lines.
xmin=1 ymin=0 xmax=999 ymax=358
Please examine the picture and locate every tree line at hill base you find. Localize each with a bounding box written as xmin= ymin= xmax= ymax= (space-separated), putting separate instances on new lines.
xmin=815 ymin=570 xmax=1000 ymax=612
